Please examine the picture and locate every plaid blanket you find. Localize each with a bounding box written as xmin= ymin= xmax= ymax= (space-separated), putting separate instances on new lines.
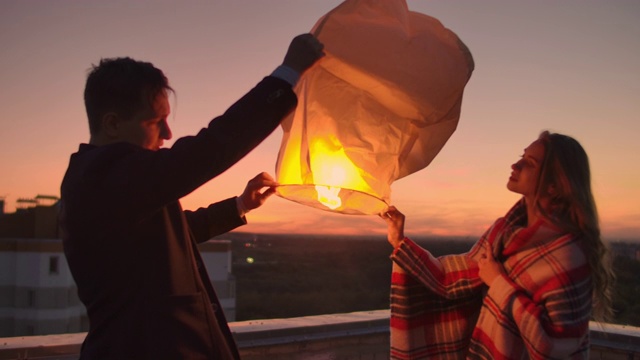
xmin=390 ymin=199 xmax=592 ymax=359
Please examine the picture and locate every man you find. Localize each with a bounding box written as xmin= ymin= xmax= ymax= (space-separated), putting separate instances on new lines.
xmin=59 ymin=34 xmax=324 ymax=359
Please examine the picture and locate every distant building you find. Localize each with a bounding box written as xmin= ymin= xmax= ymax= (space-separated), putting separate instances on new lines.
xmin=200 ymin=241 xmax=237 ymax=321
xmin=0 ymin=199 xmax=80 ymax=337
xmin=0 ymin=196 xmax=236 ymax=337
xmin=0 ymin=237 xmax=85 ymax=337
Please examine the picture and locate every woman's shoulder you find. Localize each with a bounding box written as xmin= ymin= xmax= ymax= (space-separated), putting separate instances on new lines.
xmin=538 ymin=226 xmax=588 ymax=267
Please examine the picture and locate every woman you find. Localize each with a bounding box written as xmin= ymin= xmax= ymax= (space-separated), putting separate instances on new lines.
xmin=380 ymin=131 xmax=614 ymax=359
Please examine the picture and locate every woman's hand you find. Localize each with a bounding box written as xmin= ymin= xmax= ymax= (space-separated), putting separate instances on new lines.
xmin=477 ymin=242 xmax=505 ymax=287
xmin=379 ymin=206 xmax=405 ymax=249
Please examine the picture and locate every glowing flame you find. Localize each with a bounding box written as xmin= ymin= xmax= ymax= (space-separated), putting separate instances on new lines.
xmin=278 ymin=134 xmax=381 ymax=212
xmin=310 ymin=139 xmax=362 ymax=210
xmin=315 ymin=185 xmax=342 ymax=209
xmin=314 ymin=164 xmax=346 ymax=209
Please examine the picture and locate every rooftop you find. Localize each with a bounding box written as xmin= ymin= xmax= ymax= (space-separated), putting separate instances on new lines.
xmin=1 ymin=310 xmax=639 ymax=360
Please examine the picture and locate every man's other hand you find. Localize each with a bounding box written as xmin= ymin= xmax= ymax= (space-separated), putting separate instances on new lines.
xmin=282 ymin=33 xmax=325 ymax=74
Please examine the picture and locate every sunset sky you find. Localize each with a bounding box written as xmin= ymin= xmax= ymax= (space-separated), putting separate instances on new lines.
xmin=1 ymin=1 xmax=638 ymax=240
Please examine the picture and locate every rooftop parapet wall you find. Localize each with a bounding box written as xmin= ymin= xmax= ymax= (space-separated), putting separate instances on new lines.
xmin=1 ymin=310 xmax=639 ymax=360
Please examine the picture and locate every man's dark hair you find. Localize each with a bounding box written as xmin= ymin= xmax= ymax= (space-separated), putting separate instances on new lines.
xmin=84 ymin=57 xmax=173 ymax=135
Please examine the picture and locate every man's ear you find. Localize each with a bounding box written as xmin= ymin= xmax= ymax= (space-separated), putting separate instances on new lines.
xmin=102 ymin=113 xmax=119 ymax=138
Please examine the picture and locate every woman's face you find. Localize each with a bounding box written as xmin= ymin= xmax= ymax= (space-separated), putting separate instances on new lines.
xmin=507 ymin=139 xmax=545 ymax=198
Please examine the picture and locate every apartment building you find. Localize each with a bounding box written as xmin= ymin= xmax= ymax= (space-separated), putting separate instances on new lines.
xmin=0 ymin=196 xmax=236 ymax=337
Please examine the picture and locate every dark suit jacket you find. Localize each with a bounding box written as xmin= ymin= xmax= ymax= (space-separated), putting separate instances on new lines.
xmin=59 ymin=76 xmax=297 ymax=359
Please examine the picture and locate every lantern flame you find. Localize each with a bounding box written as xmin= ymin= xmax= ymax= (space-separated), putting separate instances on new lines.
xmin=310 ymin=140 xmax=364 ymax=210
xmin=315 ymin=185 xmax=342 ymax=209
xmin=276 ymin=134 xmax=385 ymax=213
xmin=314 ymin=164 xmax=346 ymax=209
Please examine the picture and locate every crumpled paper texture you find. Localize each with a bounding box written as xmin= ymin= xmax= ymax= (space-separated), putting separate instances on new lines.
xmin=276 ymin=0 xmax=474 ymax=215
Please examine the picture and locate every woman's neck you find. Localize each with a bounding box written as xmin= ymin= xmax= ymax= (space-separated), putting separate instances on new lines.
xmin=524 ymin=196 xmax=548 ymax=227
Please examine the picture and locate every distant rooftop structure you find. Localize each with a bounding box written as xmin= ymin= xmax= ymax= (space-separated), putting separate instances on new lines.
xmin=0 ymin=194 xmax=59 ymax=218
xmin=0 ymin=195 xmax=59 ymax=239
xmin=16 ymin=195 xmax=59 ymax=209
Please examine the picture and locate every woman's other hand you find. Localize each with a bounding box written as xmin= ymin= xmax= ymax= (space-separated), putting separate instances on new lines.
xmin=478 ymin=242 xmax=505 ymax=287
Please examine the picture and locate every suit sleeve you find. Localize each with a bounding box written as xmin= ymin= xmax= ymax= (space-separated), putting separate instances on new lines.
xmin=184 ymin=197 xmax=246 ymax=243
xmin=88 ymin=76 xmax=297 ymax=225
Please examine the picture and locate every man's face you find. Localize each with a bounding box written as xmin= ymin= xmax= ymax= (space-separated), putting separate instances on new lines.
xmin=117 ymin=92 xmax=172 ymax=150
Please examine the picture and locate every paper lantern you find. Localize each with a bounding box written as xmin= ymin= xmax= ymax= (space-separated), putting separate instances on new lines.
xmin=275 ymin=0 xmax=474 ymax=215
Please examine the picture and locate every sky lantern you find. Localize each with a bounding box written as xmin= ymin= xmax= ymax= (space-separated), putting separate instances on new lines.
xmin=275 ymin=0 xmax=475 ymax=215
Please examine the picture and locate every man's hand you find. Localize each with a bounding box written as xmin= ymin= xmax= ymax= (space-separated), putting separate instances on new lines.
xmin=238 ymin=172 xmax=278 ymax=212
xmin=282 ymin=33 xmax=325 ymax=74
xmin=477 ymin=242 xmax=505 ymax=287
xmin=379 ymin=206 xmax=405 ymax=249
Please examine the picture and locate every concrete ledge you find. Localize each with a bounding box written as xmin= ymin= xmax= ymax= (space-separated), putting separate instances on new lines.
xmin=0 ymin=332 xmax=83 ymax=360
xmin=233 ymin=310 xmax=390 ymax=359
xmin=590 ymin=321 xmax=640 ymax=357
xmin=1 ymin=310 xmax=640 ymax=360
xmin=232 ymin=309 xmax=389 ymax=347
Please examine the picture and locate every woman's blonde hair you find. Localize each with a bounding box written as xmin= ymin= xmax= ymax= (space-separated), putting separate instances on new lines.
xmin=535 ymin=131 xmax=614 ymax=322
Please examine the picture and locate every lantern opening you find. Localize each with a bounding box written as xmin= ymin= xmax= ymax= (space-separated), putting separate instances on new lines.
xmin=276 ymin=184 xmax=388 ymax=215
xmin=276 ymin=135 xmax=389 ymax=215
